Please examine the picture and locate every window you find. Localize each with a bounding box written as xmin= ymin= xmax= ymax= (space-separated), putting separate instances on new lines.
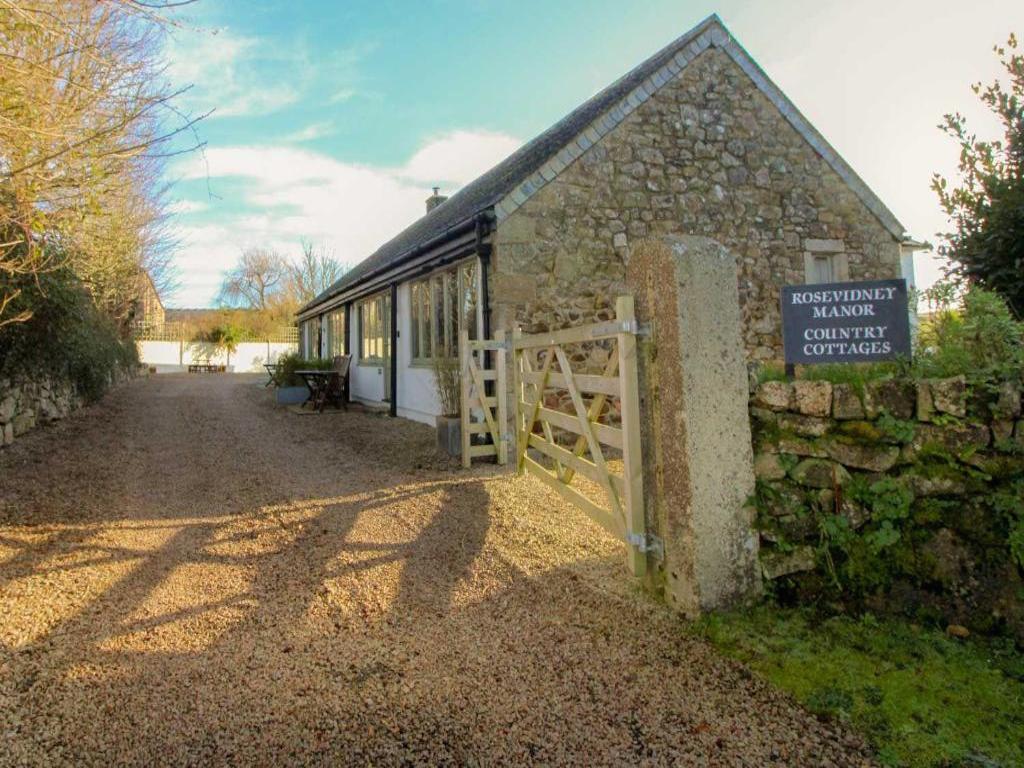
xmin=300 ymin=318 xmax=321 ymax=358
xmin=808 ymin=255 xmax=835 ymax=284
xmin=326 ymin=309 xmax=345 ymax=356
xmin=804 ymin=251 xmax=849 ymax=285
xmin=358 ymin=292 xmax=390 ymax=364
xmin=410 ymin=259 xmax=479 ymax=363
xmin=313 ymin=316 xmax=323 ymax=358
xmin=299 ymin=321 xmax=310 ymax=357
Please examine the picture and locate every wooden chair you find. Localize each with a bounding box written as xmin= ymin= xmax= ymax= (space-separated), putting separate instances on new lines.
xmin=326 ymin=355 xmax=351 ymax=411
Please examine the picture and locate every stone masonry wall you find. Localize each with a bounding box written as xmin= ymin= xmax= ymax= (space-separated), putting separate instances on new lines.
xmin=490 ymin=47 xmax=900 ymax=363
xmin=750 ymin=375 xmax=1024 ymax=639
xmin=0 ymin=375 xmax=83 ymax=449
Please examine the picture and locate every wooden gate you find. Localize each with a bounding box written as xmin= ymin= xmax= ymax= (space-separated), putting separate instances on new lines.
xmin=512 ymin=296 xmax=649 ymax=576
xmin=459 ymin=329 xmax=509 ymax=467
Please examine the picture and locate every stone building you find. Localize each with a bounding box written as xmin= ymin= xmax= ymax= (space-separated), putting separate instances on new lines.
xmin=297 ymin=14 xmax=913 ymax=424
xmin=131 ymin=270 xmax=165 ymax=331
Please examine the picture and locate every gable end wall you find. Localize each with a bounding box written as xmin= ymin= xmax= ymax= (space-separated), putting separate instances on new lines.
xmin=490 ymin=47 xmax=901 ymax=361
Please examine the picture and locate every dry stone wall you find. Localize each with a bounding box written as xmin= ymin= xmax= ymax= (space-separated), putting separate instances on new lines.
xmin=750 ymin=374 xmax=1024 ymax=639
xmin=490 ymin=46 xmax=901 ymax=364
xmin=0 ymin=376 xmax=82 ymax=449
xmin=0 ymin=366 xmax=136 ymax=449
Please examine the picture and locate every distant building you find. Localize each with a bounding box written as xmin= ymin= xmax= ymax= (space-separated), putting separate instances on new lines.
xmin=131 ymin=271 xmax=165 ymax=331
xmin=297 ymin=14 xmax=913 ymax=425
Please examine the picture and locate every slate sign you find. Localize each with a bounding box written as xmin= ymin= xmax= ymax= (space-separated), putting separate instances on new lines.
xmin=781 ymin=278 xmax=911 ymax=365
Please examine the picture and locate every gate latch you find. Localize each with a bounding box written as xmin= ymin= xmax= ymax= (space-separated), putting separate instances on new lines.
xmin=627 ymin=532 xmax=664 ymax=560
xmin=605 ymin=320 xmax=652 ymax=337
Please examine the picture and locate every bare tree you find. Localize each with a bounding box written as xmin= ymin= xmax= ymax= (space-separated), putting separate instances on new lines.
xmin=0 ymin=0 xmax=205 ymax=326
xmin=217 ymin=247 xmax=290 ymax=310
xmin=287 ymin=240 xmax=348 ymax=304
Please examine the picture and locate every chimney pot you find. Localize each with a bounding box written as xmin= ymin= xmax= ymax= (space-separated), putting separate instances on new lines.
xmin=426 ymin=187 xmax=448 ymax=214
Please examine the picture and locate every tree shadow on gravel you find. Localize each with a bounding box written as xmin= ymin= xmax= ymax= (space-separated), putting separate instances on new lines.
xmin=391 ymin=480 xmax=491 ymax=620
xmin=0 ymin=376 xmax=872 ymax=764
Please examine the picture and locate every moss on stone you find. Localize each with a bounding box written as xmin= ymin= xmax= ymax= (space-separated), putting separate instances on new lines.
xmin=836 ymin=420 xmax=885 ymax=443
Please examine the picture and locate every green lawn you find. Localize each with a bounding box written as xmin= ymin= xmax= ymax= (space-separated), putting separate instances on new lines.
xmin=695 ymin=607 xmax=1024 ymax=767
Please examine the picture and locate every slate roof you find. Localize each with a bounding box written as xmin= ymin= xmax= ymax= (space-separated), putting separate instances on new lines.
xmin=300 ymin=14 xmax=905 ymax=317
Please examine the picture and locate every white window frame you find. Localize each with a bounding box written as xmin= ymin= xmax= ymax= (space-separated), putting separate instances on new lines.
xmin=326 ymin=308 xmax=345 ymax=357
xmin=409 ymin=258 xmax=480 ymax=365
xmin=358 ymin=292 xmax=390 ymax=366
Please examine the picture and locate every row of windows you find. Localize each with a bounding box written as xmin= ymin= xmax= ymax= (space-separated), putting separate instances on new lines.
xmin=299 ymin=257 xmax=479 ymax=364
xmin=299 ymin=310 xmax=344 ymax=359
xmin=409 ymin=260 xmax=478 ymax=363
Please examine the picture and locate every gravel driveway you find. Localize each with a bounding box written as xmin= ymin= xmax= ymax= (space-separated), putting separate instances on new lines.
xmin=0 ymin=374 xmax=872 ymax=766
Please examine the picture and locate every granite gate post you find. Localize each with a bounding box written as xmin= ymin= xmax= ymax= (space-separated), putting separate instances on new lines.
xmin=626 ymin=235 xmax=761 ymax=615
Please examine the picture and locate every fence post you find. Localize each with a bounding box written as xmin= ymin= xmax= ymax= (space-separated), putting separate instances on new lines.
xmin=616 ymin=296 xmax=647 ymax=578
xmin=460 ymin=329 xmax=471 ymax=469
xmin=494 ymin=329 xmax=508 ymax=465
xmin=512 ymin=326 xmax=524 ymax=475
xmin=625 ymin=236 xmax=760 ymax=614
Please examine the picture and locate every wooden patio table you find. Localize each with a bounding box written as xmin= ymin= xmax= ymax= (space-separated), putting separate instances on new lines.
xmin=294 ymin=369 xmax=339 ymax=413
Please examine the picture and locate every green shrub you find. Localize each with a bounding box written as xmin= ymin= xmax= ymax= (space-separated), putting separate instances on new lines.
xmin=275 ymin=352 xmax=332 ymax=387
xmin=915 ymin=284 xmax=1024 ymax=384
xmin=0 ymin=267 xmax=137 ymax=401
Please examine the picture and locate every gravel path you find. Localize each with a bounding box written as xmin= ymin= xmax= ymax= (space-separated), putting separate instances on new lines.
xmin=0 ymin=374 xmax=873 ymax=766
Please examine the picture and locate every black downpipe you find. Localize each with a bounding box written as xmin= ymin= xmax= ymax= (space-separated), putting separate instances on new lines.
xmin=476 ymin=215 xmax=493 ymax=341
xmin=475 ymin=215 xmax=494 ymax=408
xmin=343 ymin=302 xmax=352 ymax=404
xmin=389 ymin=282 xmax=398 ymax=417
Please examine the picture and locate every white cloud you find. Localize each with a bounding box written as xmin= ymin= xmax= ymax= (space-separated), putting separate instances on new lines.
xmin=170 ymin=130 xmax=522 ymax=306
xmin=328 ymin=88 xmax=357 ymax=104
xmin=281 ymin=122 xmax=335 ymax=143
xmin=167 ymin=199 xmax=208 ymax=215
xmin=402 ymin=130 xmax=522 ymax=186
xmin=165 ymin=28 xmax=303 ymax=118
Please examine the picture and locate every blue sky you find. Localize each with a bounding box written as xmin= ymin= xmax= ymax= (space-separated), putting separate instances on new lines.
xmin=164 ymin=0 xmax=1023 ymax=307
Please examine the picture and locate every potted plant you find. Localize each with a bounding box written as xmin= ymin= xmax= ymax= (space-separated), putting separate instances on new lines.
xmin=432 ymin=355 xmax=461 ymax=456
xmin=273 ymin=352 xmax=327 ymax=405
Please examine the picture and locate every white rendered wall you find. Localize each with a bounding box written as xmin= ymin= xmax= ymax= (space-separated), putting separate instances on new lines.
xmin=395 ymin=281 xmax=443 ymax=425
xmin=137 ymin=340 xmax=295 ymax=373
xmin=900 ymin=246 xmax=920 ymax=335
xmin=349 ymin=305 xmax=387 ymax=404
xmin=344 ymin=282 xmax=445 ymax=423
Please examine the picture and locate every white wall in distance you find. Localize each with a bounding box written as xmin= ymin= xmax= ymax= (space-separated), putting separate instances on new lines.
xmin=137 ymin=341 xmax=295 ymax=373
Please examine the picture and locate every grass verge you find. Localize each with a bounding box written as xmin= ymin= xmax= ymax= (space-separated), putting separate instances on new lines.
xmin=694 ymin=606 xmax=1024 ymax=767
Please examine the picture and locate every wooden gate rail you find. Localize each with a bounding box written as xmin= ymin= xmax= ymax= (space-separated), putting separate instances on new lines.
xmin=512 ymin=295 xmax=647 ymax=577
xmin=460 ymin=329 xmax=509 ymax=468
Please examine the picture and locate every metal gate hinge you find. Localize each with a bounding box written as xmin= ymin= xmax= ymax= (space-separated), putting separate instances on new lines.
xmin=627 ymin=532 xmax=664 ymax=560
xmin=606 ymin=320 xmax=652 ymax=337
